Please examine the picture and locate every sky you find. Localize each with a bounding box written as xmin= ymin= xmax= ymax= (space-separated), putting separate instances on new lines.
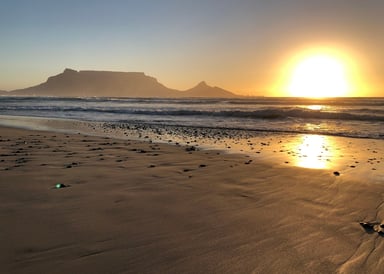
xmin=0 ymin=0 xmax=383 ymax=96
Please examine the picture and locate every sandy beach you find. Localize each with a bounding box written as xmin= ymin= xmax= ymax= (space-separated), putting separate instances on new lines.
xmin=2 ymin=0 xmax=384 ymax=272
xmin=1 ymin=125 xmax=384 ymax=273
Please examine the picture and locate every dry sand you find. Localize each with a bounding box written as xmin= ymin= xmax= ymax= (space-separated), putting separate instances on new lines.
xmin=1 ymin=126 xmax=384 ymax=273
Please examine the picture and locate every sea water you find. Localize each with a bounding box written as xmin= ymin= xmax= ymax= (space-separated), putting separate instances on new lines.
xmin=0 ymin=96 xmax=383 ymax=140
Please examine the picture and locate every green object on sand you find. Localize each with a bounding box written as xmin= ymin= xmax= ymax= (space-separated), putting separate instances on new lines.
xmin=55 ymin=183 xmax=66 ymax=189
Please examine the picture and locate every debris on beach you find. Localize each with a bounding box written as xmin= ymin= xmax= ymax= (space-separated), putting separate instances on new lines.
xmin=55 ymin=183 xmax=69 ymax=189
xmin=333 ymin=171 xmax=340 ymax=176
xmin=359 ymin=221 xmax=384 ymax=235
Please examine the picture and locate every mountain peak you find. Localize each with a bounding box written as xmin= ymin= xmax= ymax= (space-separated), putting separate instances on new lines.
xmin=63 ymin=68 xmax=78 ymax=74
xmin=196 ymin=81 xmax=208 ymax=87
xmin=185 ymin=81 xmax=237 ymax=98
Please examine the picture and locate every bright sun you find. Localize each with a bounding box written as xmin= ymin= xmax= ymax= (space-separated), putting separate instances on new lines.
xmin=288 ymin=54 xmax=350 ymax=98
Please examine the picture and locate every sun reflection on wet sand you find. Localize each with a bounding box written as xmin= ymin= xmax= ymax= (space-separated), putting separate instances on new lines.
xmin=292 ymin=135 xmax=335 ymax=169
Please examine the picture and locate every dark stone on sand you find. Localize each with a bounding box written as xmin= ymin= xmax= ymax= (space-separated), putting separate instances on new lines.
xmin=199 ymin=164 xmax=206 ymax=168
xmin=90 ymin=147 xmax=103 ymax=151
xmin=15 ymin=157 xmax=26 ymax=163
xmin=185 ymin=146 xmax=197 ymax=152
xmin=333 ymin=171 xmax=340 ymax=176
xmin=359 ymin=222 xmax=377 ymax=232
xmin=360 ymin=222 xmax=375 ymax=229
xmin=66 ymin=165 xmax=72 ymax=168
xmin=359 ymin=222 xmax=384 ymax=235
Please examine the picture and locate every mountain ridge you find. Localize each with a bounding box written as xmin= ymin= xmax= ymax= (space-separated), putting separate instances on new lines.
xmin=10 ymin=69 xmax=239 ymax=98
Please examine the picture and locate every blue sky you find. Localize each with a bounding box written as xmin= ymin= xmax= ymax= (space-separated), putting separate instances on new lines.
xmin=1 ymin=0 xmax=383 ymax=96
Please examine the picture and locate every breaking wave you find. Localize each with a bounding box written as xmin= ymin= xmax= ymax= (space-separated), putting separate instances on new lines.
xmin=1 ymin=96 xmax=383 ymax=139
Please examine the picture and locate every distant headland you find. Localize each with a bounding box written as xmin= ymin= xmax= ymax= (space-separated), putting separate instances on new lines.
xmin=7 ymin=68 xmax=239 ymax=98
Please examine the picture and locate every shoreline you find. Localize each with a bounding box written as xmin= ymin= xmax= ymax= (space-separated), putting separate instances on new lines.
xmin=1 ymin=114 xmax=383 ymax=182
xmin=1 ymin=123 xmax=384 ymax=272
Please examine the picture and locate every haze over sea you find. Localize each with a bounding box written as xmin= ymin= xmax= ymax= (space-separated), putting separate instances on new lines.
xmin=0 ymin=96 xmax=383 ymax=140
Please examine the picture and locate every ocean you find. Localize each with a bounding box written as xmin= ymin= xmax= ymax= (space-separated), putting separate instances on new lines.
xmin=0 ymin=96 xmax=383 ymax=140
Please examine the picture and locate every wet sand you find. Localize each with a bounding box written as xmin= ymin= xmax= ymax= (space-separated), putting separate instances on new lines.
xmin=1 ymin=125 xmax=384 ymax=273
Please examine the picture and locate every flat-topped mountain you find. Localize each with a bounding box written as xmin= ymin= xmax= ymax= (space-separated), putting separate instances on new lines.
xmin=10 ymin=69 xmax=238 ymax=98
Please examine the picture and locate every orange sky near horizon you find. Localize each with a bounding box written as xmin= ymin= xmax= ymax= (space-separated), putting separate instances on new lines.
xmin=0 ymin=1 xmax=383 ymax=97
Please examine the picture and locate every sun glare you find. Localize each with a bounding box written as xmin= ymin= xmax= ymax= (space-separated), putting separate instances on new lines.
xmin=294 ymin=135 xmax=334 ymax=169
xmin=288 ymin=54 xmax=349 ymax=98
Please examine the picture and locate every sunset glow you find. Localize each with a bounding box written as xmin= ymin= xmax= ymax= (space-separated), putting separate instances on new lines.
xmin=271 ymin=45 xmax=370 ymax=98
xmin=288 ymin=55 xmax=349 ymax=98
xmin=0 ymin=2 xmax=382 ymax=96
xmin=1 ymin=2 xmax=384 ymax=273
